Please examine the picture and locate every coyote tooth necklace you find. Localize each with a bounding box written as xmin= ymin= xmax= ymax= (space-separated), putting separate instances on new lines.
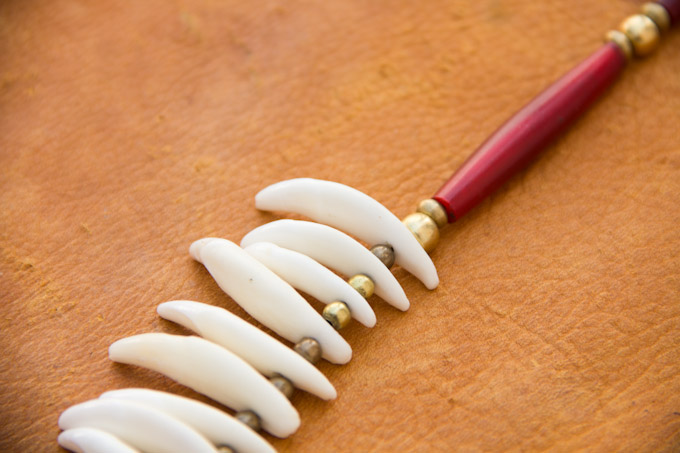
xmin=57 ymin=2 xmax=679 ymax=452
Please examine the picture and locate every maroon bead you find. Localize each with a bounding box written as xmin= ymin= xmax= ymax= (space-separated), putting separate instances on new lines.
xmin=657 ymin=0 xmax=680 ymax=26
xmin=433 ymin=42 xmax=626 ymax=222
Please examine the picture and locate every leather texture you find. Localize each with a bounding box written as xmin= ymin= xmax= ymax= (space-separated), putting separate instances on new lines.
xmin=1 ymin=0 xmax=679 ymax=451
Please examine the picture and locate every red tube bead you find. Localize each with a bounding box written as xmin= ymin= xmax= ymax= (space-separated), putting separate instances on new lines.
xmin=433 ymin=42 xmax=627 ymax=222
xmin=657 ymin=0 xmax=680 ymax=25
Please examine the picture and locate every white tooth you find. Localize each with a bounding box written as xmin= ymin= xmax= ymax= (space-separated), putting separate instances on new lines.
xmin=100 ymin=388 xmax=275 ymax=453
xmin=58 ymin=399 xmax=216 ymax=453
xmin=58 ymin=427 xmax=140 ymax=453
xmin=157 ymin=300 xmax=337 ymax=400
xmin=108 ymin=333 xmax=300 ymax=438
xmin=189 ymin=238 xmax=352 ymax=364
xmin=240 ymin=220 xmax=409 ymax=311
xmin=255 ymin=178 xmax=439 ymax=289
xmin=244 ymin=242 xmax=377 ymax=327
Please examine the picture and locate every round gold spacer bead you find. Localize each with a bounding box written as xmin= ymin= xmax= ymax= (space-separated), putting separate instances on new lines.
xmin=217 ymin=446 xmax=235 ymax=453
xmin=235 ymin=410 xmax=261 ymax=431
xmin=417 ymin=199 xmax=448 ymax=229
xmin=370 ymin=243 xmax=395 ymax=269
xmin=294 ymin=337 xmax=322 ymax=364
xmin=619 ymin=14 xmax=660 ymax=57
xmin=605 ymin=30 xmax=633 ymax=61
xmin=322 ymin=301 xmax=352 ymax=330
xmin=402 ymin=212 xmax=439 ymax=253
xmin=642 ymin=2 xmax=670 ymax=33
xmin=348 ymin=274 xmax=375 ymax=298
xmin=270 ymin=373 xmax=295 ymax=399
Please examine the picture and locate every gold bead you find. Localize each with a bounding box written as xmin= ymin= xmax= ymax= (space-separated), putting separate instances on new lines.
xmin=370 ymin=243 xmax=395 ymax=269
xmin=217 ymin=446 xmax=235 ymax=453
xmin=322 ymin=301 xmax=352 ymax=329
xmin=402 ymin=212 xmax=439 ymax=253
xmin=619 ymin=14 xmax=660 ymax=57
xmin=348 ymin=274 xmax=375 ymax=298
xmin=235 ymin=410 xmax=261 ymax=431
xmin=642 ymin=2 xmax=670 ymax=33
xmin=294 ymin=337 xmax=322 ymax=364
xmin=605 ymin=30 xmax=633 ymax=61
xmin=270 ymin=374 xmax=295 ymax=399
xmin=417 ymin=199 xmax=448 ymax=229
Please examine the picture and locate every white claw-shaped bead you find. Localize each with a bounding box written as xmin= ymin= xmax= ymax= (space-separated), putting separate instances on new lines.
xmin=244 ymin=242 xmax=377 ymax=327
xmin=58 ymin=399 xmax=217 ymax=453
xmin=255 ymin=178 xmax=439 ymax=289
xmin=108 ymin=333 xmax=300 ymax=438
xmin=240 ymin=220 xmax=409 ymax=311
xmin=58 ymin=427 xmax=140 ymax=453
xmin=157 ymin=300 xmax=337 ymax=400
xmin=189 ymin=238 xmax=352 ymax=364
xmin=100 ymin=388 xmax=276 ymax=453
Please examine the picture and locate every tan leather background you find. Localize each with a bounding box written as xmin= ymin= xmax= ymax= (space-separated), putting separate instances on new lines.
xmin=1 ymin=0 xmax=679 ymax=451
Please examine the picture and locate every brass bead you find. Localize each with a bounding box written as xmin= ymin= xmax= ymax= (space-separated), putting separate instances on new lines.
xmin=270 ymin=373 xmax=295 ymax=399
xmin=322 ymin=301 xmax=352 ymax=330
xmin=294 ymin=337 xmax=322 ymax=364
xmin=217 ymin=446 xmax=235 ymax=453
xmin=370 ymin=243 xmax=395 ymax=269
xmin=402 ymin=212 xmax=439 ymax=253
xmin=642 ymin=2 xmax=670 ymax=33
xmin=235 ymin=410 xmax=261 ymax=431
xmin=348 ymin=274 xmax=375 ymax=299
xmin=417 ymin=199 xmax=448 ymax=229
xmin=619 ymin=14 xmax=660 ymax=57
xmin=605 ymin=30 xmax=633 ymax=61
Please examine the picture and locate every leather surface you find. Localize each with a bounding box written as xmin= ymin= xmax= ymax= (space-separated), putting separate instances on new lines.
xmin=1 ymin=0 xmax=679 ymax=451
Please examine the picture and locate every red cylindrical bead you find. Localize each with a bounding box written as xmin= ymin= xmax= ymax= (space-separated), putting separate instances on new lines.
xmin=657 ymin=0 xmax=680 ymax=25
xmin=433 ymin=42 xmax=627 ymax=222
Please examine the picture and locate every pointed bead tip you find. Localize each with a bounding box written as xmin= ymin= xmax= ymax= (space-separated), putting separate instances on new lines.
xmin=189 ymin=238 xmax=218 ymax=263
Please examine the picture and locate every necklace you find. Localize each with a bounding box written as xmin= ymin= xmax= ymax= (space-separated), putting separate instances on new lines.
xmin=3 ymin=0 xmax=676 ymax=452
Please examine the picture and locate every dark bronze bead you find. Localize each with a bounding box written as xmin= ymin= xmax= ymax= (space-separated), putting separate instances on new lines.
xmin=370 ymin=243 xmax=395 ymax=269
xmin=270 ymin=374 xmax=295 ymax=399
xmin=294 ymin=337 xmax=322 ymax=364
xmin=235 ymin=410 xmax=261 ymax=432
